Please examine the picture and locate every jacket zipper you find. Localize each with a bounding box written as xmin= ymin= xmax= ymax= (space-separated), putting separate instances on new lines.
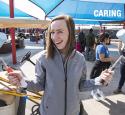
xmin=64 ymin=63 xmax=68 ymax=115
xmin=63 ymin=51 xmax=76 ymax=115
xmin=60 ymin=54 xmax=68 ymax=115
xmin=59 ymin=50 xmax=76 ymax=115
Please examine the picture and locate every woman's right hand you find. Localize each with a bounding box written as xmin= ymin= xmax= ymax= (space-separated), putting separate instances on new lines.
xmin=8 ymin=70 xmax=23 ymax=86
xmin=99 ymin=69 xmax=114 ymax=85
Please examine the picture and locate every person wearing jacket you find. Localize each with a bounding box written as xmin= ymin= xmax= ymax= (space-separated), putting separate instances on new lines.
xmin=8 ymin=15 xmax=113 ymax=115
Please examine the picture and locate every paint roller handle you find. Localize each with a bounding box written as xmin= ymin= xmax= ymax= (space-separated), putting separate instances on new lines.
xmin=100 ymin=55 xmax=123 ymax=85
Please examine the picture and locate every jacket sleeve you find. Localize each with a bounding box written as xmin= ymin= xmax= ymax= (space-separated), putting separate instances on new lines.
xmin=26 ymin=56 xmax=46 ymax=92
xmin=79 ymin=77 xmax=102 ymax=92
xmin=79 ymin=57 xmax=102 ymax=92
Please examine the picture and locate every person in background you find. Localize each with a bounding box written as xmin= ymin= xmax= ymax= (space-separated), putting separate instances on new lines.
xmin=90 ymin=32 xmax=115 ymax=101
xmin=113 ymin=29 xmax=125 ymax=94
xmin=85 ymin=28 xmax=95 ymax=61
xmin=78 ymin=29 xmax=86 ymax=53
xmin=75 ymin=34 xmax=82 ymax=52
xmin=86 ymin=29 xmax=95 ymax=49
xmin=35 ymin=30 xmax=40 ymax=44
xmin=8 ymin=15 xmax=113 ymax=115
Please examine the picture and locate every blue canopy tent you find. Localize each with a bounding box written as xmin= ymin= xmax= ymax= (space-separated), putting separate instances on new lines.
xmin=0 ymin=0 xmax=34 ymax=18
xmin=30 ymin=0 xmax=125 ymax=25
xmin=48 ymin=1 xmax=124 ymax=24
xmin=0 ymin=0 xmax=46 ymax=19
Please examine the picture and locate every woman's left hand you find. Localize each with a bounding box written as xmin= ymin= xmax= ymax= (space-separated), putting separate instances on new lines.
xmin=99 ymin=69 xmax=114 ymax=85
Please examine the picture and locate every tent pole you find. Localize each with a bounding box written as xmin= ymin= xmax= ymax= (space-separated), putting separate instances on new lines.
xmin=9 ymin=0 xmax=16 ymax=64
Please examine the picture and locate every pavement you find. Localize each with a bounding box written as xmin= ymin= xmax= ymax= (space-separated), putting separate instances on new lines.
xmin=83 ymin=94 xmax=125 ymax=115
xmin=0 ymin=39 xmax=125 ymax=115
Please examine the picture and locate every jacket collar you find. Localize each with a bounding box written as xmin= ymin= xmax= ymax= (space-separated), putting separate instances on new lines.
xmin=54 ymin=45 xmax=76 ymax=60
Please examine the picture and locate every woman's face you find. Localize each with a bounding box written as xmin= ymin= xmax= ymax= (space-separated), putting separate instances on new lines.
xmin=50 ymin=19 xmax=69 ymax=53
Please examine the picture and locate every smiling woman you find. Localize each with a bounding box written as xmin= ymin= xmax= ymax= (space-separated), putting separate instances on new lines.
xmin=8 ymin=15 xmax=114 ymax=115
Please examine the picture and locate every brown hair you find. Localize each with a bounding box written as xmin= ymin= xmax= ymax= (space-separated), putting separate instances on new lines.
xmin=99 ymin=32 xmax=109 ymax=42
xmin=46 ymin=15 xmax=75 ymax=58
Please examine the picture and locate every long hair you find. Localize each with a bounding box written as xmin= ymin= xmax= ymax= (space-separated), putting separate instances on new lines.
xmin=46 ymin=15 xmax=75 ymax=58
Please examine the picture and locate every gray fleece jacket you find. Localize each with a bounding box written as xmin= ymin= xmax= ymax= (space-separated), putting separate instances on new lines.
xmin=26 ymin=49 xmax=101 ymax=115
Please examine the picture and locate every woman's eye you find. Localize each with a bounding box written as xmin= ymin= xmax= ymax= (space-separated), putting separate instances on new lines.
xmin=58 ymin=31 xmax=63 ymax=33
xmin=51 ymin=32 xmax=54 ymax=34
xmin=51 ymin=30 xmax=63 ymax=35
